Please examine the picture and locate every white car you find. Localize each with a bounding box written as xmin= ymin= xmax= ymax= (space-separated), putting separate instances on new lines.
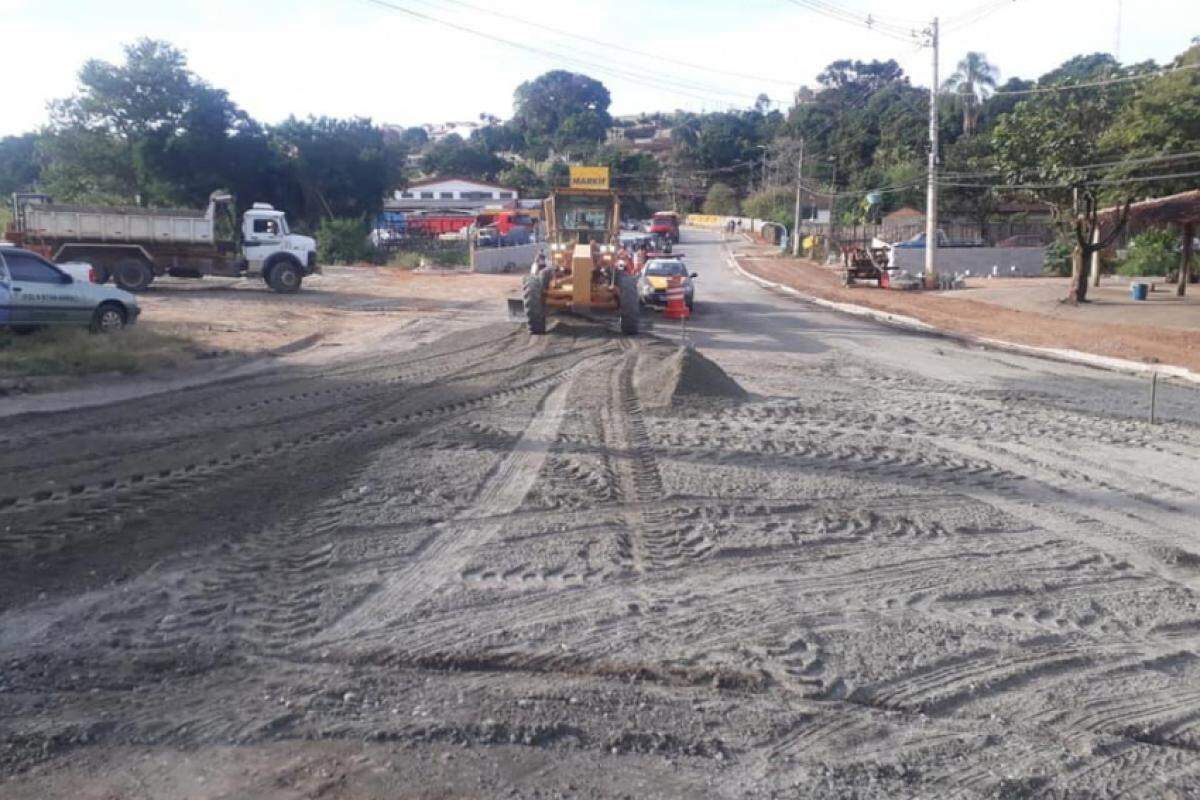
xmin=0 ymin=246 xmax=140 ymax=333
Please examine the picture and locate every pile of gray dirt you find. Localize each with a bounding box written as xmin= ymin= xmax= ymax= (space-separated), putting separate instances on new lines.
xmin=634 ymin=343 xmax=747 ymax=408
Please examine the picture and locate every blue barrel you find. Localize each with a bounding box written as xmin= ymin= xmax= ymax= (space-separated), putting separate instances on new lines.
xmin=1131 ymin=282 xmax=1149 ymax=301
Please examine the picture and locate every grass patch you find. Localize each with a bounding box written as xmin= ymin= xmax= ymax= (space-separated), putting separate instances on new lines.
xmin=0 ymin=325 xmax=197 ymax=379
xmin=387 ymin=252 xmax=424 ymax=270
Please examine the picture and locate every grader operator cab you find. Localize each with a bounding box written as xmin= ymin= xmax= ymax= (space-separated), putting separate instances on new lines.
xmin=515 ymin=167 xmax=639 ymax=335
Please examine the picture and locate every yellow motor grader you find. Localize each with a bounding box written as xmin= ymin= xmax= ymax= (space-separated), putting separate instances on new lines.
xmin=513 ymin=175 xmax=639 ymax=335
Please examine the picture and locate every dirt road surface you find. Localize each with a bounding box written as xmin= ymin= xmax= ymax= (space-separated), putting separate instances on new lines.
xmin=3 ymin=229 xmax=1200 ymax=798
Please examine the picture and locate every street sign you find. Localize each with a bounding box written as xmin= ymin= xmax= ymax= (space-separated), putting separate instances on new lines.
xmin=569 ymin=166 xmax=610 ymax=190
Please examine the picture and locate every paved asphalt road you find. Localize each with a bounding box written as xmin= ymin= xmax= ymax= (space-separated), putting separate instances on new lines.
xmin=658 ymin=227 xmax=1200 ymax=424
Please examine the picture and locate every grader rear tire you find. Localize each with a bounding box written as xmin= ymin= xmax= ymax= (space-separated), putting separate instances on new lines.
xmin=523 ymin=267 xmax=553 ymax=335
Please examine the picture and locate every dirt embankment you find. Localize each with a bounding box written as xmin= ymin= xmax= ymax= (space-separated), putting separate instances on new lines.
xmin=738 ymin=249 xmax=1200 ymax=373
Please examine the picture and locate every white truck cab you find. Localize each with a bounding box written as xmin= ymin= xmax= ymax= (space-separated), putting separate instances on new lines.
xmin=241 ymin=203 xmax=318 ymax=292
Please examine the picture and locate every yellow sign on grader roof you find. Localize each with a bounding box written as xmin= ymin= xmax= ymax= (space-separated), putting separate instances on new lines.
xmin=569 ymin=166 xmax=610 ymax=190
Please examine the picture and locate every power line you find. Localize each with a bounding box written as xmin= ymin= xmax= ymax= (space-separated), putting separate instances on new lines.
xmin=940 ymin=150 xmax=1200 ymax=179
xmin=781 ymin=0 xmax=928 ymax=45
xmin=359 ymin=0 xmax=768 ymax=107
xmin=943 ymin=0 xmax=1018 ymax=33
xmin=940 ymin=168 xmax=1200 ymax=190
xmin=415 ymin=0 xmax=803 ymax=89
xmin=961 ymin=62 xmax=1200 ymax=97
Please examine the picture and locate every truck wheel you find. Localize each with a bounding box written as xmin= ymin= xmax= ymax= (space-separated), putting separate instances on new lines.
xmin=617 ymin=270 xmax=639 ymax=336
xmin=90 ymin=302 xmax=127 ymax=333
xmin=114 ymin=260 xmax=154 ymax=292
xmin=267 ymin=261 xmax=303 ymax=293
xmin=523 ymin=267 xmax=552 ymax=334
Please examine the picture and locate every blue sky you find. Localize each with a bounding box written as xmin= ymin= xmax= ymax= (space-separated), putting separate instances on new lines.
xmin=2 ymin=0 xmax=1196 ymax=135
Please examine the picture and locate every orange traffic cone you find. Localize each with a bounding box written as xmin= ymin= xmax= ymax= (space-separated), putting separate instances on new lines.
xmin=664 ymin=276 xmax=690 ymax=320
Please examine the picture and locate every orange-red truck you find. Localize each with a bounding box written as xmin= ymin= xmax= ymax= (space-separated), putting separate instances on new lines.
xmin=649 ymin=211 xmax=680 ymax=243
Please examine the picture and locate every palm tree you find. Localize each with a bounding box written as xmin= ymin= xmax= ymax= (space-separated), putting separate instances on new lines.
xmin=943 ymin=52 xmax=1000 ymax=136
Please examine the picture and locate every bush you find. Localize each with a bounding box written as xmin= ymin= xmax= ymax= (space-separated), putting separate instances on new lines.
xmin=742 ymin=187 xmax=794 ymax=229
xmin=317 ymin=217 xmax=380 ymax=265
xmin=1118 ymin=229 xmax=1178 ymax=277
xmin=702 ymin=182 xmax=739 ymax=216
xmin=1044 ymin=239 xmax=1073 ymax=276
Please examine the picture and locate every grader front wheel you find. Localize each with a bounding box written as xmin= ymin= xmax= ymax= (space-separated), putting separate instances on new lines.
xmin=523 ymin=267 xmax=553 ymax=334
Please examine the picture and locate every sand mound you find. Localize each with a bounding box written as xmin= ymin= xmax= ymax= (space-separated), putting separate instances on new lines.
xmin=635 ymin=343 xmax=747 ymax=408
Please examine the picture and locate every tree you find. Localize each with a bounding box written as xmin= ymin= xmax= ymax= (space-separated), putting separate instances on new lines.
xmin=44 ymin=39 xmax=195 ymax=204
xmin=470 ymin=123 xmax=524 ymax=155
xmin=392 ymin=126 xmax=430 ymax=152
xmin=941 ymin=134 xmax=998 ymax=239
xmin=40 ymin=38 xmax=282 ymax=211
xmin=512 ymin=71 xmax=611 ymax=158
xmin=273 ymin=116 xmax=405 ymax=228
xmin=419 ymin=134 xmax=506 ymax=183
xmin=991 ymin=53 xmax=1142 ymax=302
xmin=497 ymin=164 xmax=546 ymax=198
xmin=703 ymin=182 xmax=739 ymax=215
xmin=0 ymin=134 xmax=42 ymax=197
xmin=593 ymin=147 xmax=662 ymax=217
xmin=1067 ymin=192 xmax=1130 ymax=303
xmin=152 ymin=83 xmax=279 ymax=211
xmin=943 ymin=52 xmax=999 ymax=135
xmin=742 ymin=187 xmax=795 ymax=228
xmin=1099 ymin=42 xmax=1200 ymax=197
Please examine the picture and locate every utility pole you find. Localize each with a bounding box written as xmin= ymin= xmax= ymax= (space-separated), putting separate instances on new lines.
xmin=924 ymin=16 xmax=940 ymax=283
xmin=792 ymin=138 xmax=805 ymax=256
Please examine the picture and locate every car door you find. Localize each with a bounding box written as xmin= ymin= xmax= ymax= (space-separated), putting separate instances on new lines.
xmin=243 ymin=215 xmax=281 ymax=275
xmin=5 ymin=251 xmax=89 ymax=325
xmin=0 ymin=252 xmax=12 ymax=326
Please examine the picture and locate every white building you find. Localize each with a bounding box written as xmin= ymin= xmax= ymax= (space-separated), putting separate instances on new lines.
xmin=389 ymin=178 xmax=519 ymax=212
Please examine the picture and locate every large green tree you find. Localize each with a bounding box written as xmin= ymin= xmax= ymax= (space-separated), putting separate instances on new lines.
xmin=0 ymin=134 xmax=41 ymax=198
xmin=512 ymin=71 xmax=611 ymax=159
xmin=419 ymin=133 xmax=506 ymax=182
xmin=40 ymin=38 xmax=280 ymax=210
xmin=273 ymin=116 xmax=405 ymax=229
xmin=1099 ymin=42 xmax=1200 ymax=196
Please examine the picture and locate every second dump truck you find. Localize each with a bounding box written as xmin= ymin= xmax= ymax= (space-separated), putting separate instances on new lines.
xmin=516 ymin=169 xmax=639 ymax=335
xmin=7 ymin=192 xmax=319 ymax=293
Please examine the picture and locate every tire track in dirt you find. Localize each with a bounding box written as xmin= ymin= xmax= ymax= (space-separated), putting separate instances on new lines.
xmin=312 ymin=357 xmax=583 ymax=644
xmin=0 ymin=345 xmax=595 ymax=558
xmin=0 ymin=333 xmax=534 ymax=485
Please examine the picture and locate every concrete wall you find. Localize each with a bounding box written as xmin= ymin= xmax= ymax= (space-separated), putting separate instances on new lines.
xmin=892 ymin=246 xmax=1045 ymax=277
xmin=472 ymin=242 xmax=541 ymax=274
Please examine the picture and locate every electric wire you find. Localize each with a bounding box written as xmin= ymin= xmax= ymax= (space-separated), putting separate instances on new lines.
xmin=414 ymin=0 xmax=804 ymax=88
xmin=359 ymin=0 xmax=769 ymax=107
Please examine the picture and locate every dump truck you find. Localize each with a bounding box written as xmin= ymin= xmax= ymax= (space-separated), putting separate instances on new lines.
xmin=511 ymin=171 xmax=639 ymax=336
xmin=6 ymin=192 xmax=319 ymax=293
xmin=649 ymin=211 xmax=681 ymax=244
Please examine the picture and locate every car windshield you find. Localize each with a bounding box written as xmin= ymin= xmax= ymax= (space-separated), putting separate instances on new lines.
xmin=645 ymin=260 xmax=687 ymax=277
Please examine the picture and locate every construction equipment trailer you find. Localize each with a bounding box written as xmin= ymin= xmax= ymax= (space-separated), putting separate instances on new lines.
xmin=515 ymin=177 xmax=639 ymax=335
xmin=6 ymin=192 xmax=319 ymax=293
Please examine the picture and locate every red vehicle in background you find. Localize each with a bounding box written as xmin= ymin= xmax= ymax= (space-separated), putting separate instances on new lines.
xmin=405 ymin=212 xmax=474 ymax=237
xmin=649 ymin=211 xmax=680 ymax=244
xmin=476 ymin=210 xmax=536 ymax=236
